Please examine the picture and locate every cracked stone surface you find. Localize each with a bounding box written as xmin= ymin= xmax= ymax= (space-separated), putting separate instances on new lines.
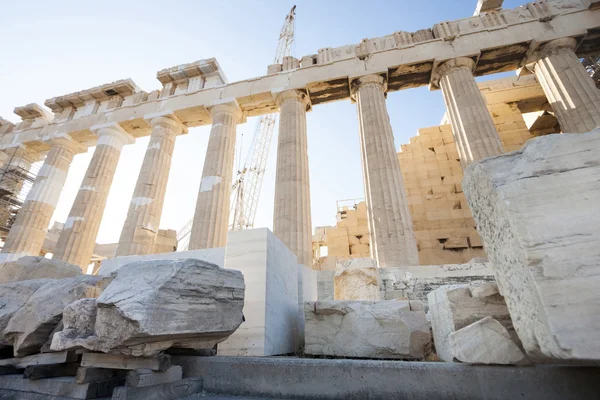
xmin=449 ymin=316 xmax=526 ymax=365
xmin=0 ymin=256 xmax=82 ymax=284
xmin=3 ymin=275 xmax=106 ymax=356
xmin=463 ymin=129 xmax=600 ymax=362
xmin=334 ymin=258 xmax=380 ymax=300
xmin=304 ymin=300 xmax=430 ymax=359
xmin=51 ymin=258 xmax=245 ymax=356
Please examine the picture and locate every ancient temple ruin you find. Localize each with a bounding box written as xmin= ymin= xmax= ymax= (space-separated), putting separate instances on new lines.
xmin=0 ymin=0 xmax=600 ymax=398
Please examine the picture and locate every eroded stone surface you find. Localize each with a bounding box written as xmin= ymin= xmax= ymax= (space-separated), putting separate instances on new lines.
xmin=304 ymin=300 xmax=430 ymax=360
xmin=52 ymin=258 xmax=245 ymax=356
xmin=463 ymin=130 xmax=600 ymax=362
xmin=334 ymin=258 xmax=380 ymax=300
xmin=449 ymin=316 xmax=525 ymax=365
xmin=0 ymin=279 xmax=51 ymax=348
xmin=3 ymin=275 xmax=105 ymax=356
xmin=427 ymin=282 xmax=518 ymax=362
xmin=0 ymin=256 xmax=82 ymax=284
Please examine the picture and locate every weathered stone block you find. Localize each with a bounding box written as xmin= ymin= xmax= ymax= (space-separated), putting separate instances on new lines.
xmin=0 ymin=256 xmax=82 ymax=284
xmin=334 ymin=258 xmax=380 ymax=300
xmin=304 ymin=300 xmax=430 ymax=360
xmin=463 ymin=130 xmax=600 ymax=362
xmin=449 ymin=316 xmax=525 ymax=365
xmin=428 ymin=282 xmax=517 ymax=362
xmin=4 ymin=275 xmax=105 ymax=356
xmin=0 ymin=279 xmax=51 ymax=348
xmin=52 ymin=258 xmax=245 ymax=356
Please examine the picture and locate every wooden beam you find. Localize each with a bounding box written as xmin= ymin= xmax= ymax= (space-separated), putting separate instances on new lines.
xmin=111 ymin=377 xmax=203 ymax=400
xmin=75 ymin=367 xmax=126 ymax=384
xmin=125 ymin=366 xmax=182 ymax=387
xmin=81 ymin=353 xmax=171 ymax=372
xmin=0 ymin=351 xmax=77 ymax=369
xmin=0 ymin=366 xmax=23 ymax=375
xmin=24 ymin=363 xmax=79 ymax=380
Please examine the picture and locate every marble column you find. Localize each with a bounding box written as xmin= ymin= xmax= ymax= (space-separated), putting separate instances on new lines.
xmin=352 ymin=74 xmax=419 ymax=268
xmin=273 ymin=90 xmax=312 ymax=267
xmin=437 ymin=57 xmax=504 ymax=167
xmin=532 ymin=38 xmax=600 ymax=133
xmin=1 ymin=136 xmax=85 ymax=260
xmin=115 ymin=116 xmax=185 ymax=256
xmin=53 ymin=124 xmax=133 ymax=269
xmin=188 ymin=103 xmax=242 ymax=250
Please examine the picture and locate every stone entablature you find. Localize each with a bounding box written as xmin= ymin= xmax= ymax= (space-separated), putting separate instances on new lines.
xmin=0 ymin=0 xmax=597 ymax=152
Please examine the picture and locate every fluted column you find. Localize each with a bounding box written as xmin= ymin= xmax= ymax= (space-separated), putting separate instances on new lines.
xmin=1 ymin=136 xmax=85 ymax=259
xmin=436 ymin=57 xmax=504 ymax=167
xmin=116 ymin=116 xmax=185 ymax=256
xmin=53 ymin=124 xmax=133 ymax=269
xmin=352 ymin=74 xmax=419 ymax=268
xmin=189 ymin=103 xmax=242 ymax=250
xmin=532 ymin=38 xmax=600 ymax=133
xmin=273 ymin=90 xmax=312 ymax=267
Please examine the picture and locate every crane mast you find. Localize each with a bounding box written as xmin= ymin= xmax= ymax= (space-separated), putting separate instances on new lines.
xmin=177 ymin=6 xmax=296 ymax=250
xmin=230 ymin=5 xmax=296 ymax=231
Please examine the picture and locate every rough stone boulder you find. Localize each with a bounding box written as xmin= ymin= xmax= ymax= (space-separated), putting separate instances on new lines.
xmin=0 ymin=279 xmax=52 ymax=349
xmin=463 ymin=129 xmax=600 ymax=362
xmin=304 ymin=300 xmax=430 ymax=359
xmin=334 ymin=258 xmax=380 ymax=300
xmin=0 ymin=256 xmax=82 ymax=284
xmin=52 ymin=259 xmax=245 ymax=356
xmin=449 ymin=316 xmax=525 ymax=365
xmin=428 ymin=282 xmax=520 ymax=362
xmin=3 ymin=275 xmax=106 ymax=356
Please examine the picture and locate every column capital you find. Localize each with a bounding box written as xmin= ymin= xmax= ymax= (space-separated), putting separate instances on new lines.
xmin=47 ymin=134 xmax=87 ymax=155
xmin=350 ymin=74 xmax=387 ymax=99
xmin=4 ymin=144 xmax=43 ymax=163
xmin=539 ymin=37 xmax=577 ymax=58
xmin=431 ymin=57 xmax=476 ymax=87
xmin=208 ymin=99 xmax=244 ymax=124
xmin=145 ymin=112 xmax=188 ymax=135
xmin=91 ymin=122 xmax=135 ymax=145
xmin=274 ymin=89 xmax=311 ymax=111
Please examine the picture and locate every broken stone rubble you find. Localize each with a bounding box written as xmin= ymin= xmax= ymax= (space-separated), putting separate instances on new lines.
xmin=51 ymin=258 xmax=245 ymax=356
xmin=427 ymin=282 xmax=521 ymax=363
xmin=304 ymin=300 xmax=430 ymax=360
xmin=0 ymin=256 xmax=81 ymax=284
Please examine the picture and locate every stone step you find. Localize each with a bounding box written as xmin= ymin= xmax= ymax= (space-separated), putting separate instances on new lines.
xmin=173 ymin=356 xmax=600 ymax=400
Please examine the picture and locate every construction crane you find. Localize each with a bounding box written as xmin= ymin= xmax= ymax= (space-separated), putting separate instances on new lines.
xmin=177 ymin=5 xmax=296 ymax=250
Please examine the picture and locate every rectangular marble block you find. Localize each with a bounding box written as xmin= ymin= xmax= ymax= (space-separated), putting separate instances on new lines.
xmin=97 ymin=247 xmax=225 ymax=276
xmin=463 ymin=130 xmax=600 ymax=362
xmin=218 ymin=228 xmax=299 ymax=356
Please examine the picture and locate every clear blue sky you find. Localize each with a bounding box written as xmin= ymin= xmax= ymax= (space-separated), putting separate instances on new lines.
xmin=0 ymin=0 xmax=524 ymax=244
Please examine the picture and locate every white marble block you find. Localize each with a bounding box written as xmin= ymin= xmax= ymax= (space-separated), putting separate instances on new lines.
xmin=463 ymin=130 xmax=600 ymax=362
xmin=334 ymin=258 xmax=381 ymax=300
xmin=218 ymin=228 xmax=299 ymax=356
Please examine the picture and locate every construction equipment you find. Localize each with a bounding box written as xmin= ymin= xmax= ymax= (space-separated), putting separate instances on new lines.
xmin=177 ymin=6 xmax=296 ymax=250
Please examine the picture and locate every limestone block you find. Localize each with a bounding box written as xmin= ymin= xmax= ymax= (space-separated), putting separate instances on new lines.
xmin=218 ymin=228 xmax=299 ymax=356
xmin=427 ymin=282 xmax=517 ymax=362
xmin=4 ymin=275 xmax=105 ymax=356
xmin=0 ymin=279 xmax=51 ymax=348
xmin=304 ymin=300 xmax=431 ymax=360
xmin=334 ymin=258 xmax=380 ymax=301
xmin=449 ymin=316 xmax=525 ymax=365
xmin=0 ymin=256 xmax=82 ymax=284
xmin=463 ymin=130 xmax=600 ymax=362
xmin=52 ymin=259 xmax=245 ymax=356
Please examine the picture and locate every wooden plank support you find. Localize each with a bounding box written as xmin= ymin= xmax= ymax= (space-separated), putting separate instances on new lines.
xmin=125 ymin=365 xmax=183 ymax=387
xmin=75 ymin=367 xmax=126 ymax=384
xmin=0 ymin=351 xmax=77 ymax=369
xmin=0 ymin=366 xmax=23 ymax=375
xmin=0 ymin=374 xmax=124 ymax=399
xmin=24 ymin=363 xmax=79 ymax=380
xmin=81 ymin=353 xmax=171 ymax=372
xmin=111 ymin=377 xmax=203 ymax=400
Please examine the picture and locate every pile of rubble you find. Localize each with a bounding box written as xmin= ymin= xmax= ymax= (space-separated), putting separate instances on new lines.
xmin=0 ymin=257 xmax=244 ymax=399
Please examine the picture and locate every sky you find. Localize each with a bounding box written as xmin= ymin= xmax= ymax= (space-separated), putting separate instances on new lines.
xmin=0 ymin=0 xmax=525 ymax=245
